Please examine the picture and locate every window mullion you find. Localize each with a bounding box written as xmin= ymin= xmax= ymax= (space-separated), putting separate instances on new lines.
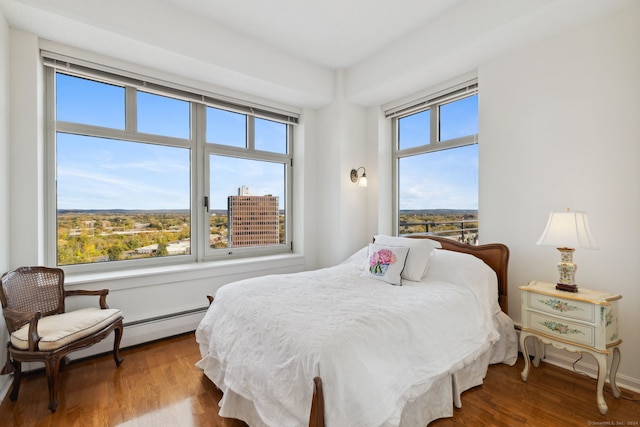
xmin=285 ymin=124 xmax=293 ymax=247
xmin=193 ymin=102 xmax=206 ymax=262
xmin=55 ymin=121 xmax=193 ymax=148
xmin=247 ymin=116 xmax=255 ymax=151
xmin=397 ymin=134 xmax=477 ymax=157
xmin=431 ymin=105 xmax=438 ymax=144
xmin=125 ymin=86 xmax=137 ymax=133
xmin=45 ymin=67 xmax=58 ymax=266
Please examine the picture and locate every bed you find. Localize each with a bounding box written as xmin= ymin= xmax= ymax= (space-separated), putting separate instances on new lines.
xmin=196 ymin=235 xmax=517 ymax=427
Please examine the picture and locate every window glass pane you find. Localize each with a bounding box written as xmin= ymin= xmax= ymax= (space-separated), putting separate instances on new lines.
xmin=398 ymin=109 xmax=429 ymax=150
xmin=209 ymin=155 xmax=285 ymax=249
xmin=439 ymin=94 xmax=478 ymax=141
xmin=255 ymin=118 xmax=287 ymax=154
xmin=137 ymin=91 xmax=190 ymax=139
xmin=56 ymin=133 xmax=191 ymax=265
xmin=398 ymin=145 xmax=478 ymax=243
xmin=206 ymin=107 xmax=246 ymax=148
xmin=56 ymin=73 xmax=125 ymax=129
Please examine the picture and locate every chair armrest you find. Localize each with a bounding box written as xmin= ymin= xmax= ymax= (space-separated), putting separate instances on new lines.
xmin=3 ymin=307 xmax=42 ymax=351
xmin=65 ymin=289 xmax=110 ymax=309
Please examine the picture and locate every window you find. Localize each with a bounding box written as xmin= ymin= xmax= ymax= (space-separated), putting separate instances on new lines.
xmin=390 ymin=83 xmax=479 ymax=244
xmin=45 ymin=55 xmax=296 ymax=271
xmin=206 ymin=110 xmax=290 ymax=252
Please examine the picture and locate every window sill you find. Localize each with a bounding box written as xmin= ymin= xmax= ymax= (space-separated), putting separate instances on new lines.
xmin=64 ymin=253 xmax=306 ymax=291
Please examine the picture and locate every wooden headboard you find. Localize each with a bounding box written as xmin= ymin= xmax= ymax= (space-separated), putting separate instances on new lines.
xmin=406 ymin=235 xmax=510 ymax=314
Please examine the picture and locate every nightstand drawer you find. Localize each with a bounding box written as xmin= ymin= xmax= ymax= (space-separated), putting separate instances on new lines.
xmin=525 ymin=292 xmax=595 ymax=322
xmin=526 ymin=311 xmax=595 ymax=347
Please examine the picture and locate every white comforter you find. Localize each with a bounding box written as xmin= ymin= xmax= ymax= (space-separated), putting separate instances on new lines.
xmin=196 ymin=248 xmax=501 ymax=427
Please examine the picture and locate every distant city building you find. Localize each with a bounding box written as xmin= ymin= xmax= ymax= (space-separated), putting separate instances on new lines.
xmin=228 ymin=187 xmax=280 ymax=247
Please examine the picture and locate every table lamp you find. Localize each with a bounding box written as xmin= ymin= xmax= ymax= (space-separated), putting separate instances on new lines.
xmin=536 ymin=209 xmax=598 ymax=292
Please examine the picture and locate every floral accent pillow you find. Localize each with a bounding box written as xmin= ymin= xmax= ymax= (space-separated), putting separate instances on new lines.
xmin=362 ymin=243 xmax=410 ymax=286
xmin=373 ymin=235 xmax=441 ymax=281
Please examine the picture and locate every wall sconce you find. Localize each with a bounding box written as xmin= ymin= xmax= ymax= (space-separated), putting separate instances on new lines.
xmin=350 ymin=167 xmax=367 ymax=187
xmin=536 ymin=209 xmax=598 ymax=292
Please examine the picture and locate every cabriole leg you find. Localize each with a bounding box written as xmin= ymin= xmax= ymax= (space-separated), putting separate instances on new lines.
xmin=609 ymin=347 xmax=621 ymax=398
xmin=520 ymin=332 xmax=532 ymax=382
xmin=113 ymin=321 xmax=124 ymax=366
xmin=594 ymin=352 xmax=609 ymax=415
xmin=45 ymin=357 xmax=63 ymax=413
xmin=9 ymin=360 xmax=22 ymax=401
xmin=532 ymin=339 xmax=542 ymax=368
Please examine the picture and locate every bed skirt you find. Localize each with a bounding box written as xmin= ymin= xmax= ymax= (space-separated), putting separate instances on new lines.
xmin=202 ymin=310 xmax=517 ymax=427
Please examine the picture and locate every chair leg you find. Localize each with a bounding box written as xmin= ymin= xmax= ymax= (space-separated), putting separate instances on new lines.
xmin=44 ymin=357 xmax=63 ymax=413
xmin=60 ymin=356 xmax=71 ymax=370
xmin=113 ymin=321 xmax=124 ymax=367
xmin=9 ymin=360 xmax=22 ymax=401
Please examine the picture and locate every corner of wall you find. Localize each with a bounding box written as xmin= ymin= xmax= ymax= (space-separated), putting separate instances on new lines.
xmin=0 ymin=8 xmax=12 ymax=403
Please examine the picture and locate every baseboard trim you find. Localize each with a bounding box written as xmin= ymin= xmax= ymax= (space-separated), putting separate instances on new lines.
xmin=0 ymin=375 xmax=11 ymax=403
xmin=516 ymin=329 xmax=640 ymax=394
xmin=540 ymin=349 xmax=640 ymax=394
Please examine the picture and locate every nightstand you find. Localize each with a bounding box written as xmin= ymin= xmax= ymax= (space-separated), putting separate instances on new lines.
xmin=519 ymin=280 xmax=622 ymax=415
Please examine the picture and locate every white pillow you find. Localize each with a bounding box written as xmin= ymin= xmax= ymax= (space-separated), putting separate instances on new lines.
xmin=362 ymin=243 xmax=410 ymax=286
xmin=373 ymin=235 xmax=441 ymax=281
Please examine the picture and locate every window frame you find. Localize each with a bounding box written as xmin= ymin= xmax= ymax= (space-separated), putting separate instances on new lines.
xmin=203 ymin=113 xmax=293 ymax=260
xmin=44 ymin=54 xmax=297 ymax=273
xmin=390 ymin=82 xmax=479 ymax=238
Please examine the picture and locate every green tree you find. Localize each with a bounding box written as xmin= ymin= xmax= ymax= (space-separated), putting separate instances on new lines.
xmin=108 ymin=245 xmax=123 ymax=261
xmin=157 ymin=241 xmax=168 ymax=256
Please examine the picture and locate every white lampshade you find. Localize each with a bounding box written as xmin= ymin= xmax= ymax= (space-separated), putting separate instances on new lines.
xmin=358 ymin=175 xmax=368 ymax=187
xmin=536 ymin=211 xmax=598 ymax=249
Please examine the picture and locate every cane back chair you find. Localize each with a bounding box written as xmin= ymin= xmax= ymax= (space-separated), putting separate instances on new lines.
xmin=0 ymin=266 xmax=124 ymax=412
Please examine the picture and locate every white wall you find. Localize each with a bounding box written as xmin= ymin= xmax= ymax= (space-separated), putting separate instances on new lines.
xmin=479 ymin=4 xmax=640 ymax=390
xmin=0 ymin=7 xmax=11 ymax=398
xmin=314 ymin=70 xmax=370 ymax=267
xmin=0 ymin=10 xmax=9 ymax=271
xmin=9 ymin=30 xmax=43 ymax=267
xmin=295 ymin=107 xmax=319 ymax=269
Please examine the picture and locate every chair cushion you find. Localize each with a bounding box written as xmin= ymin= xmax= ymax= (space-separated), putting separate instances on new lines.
xmin=11 ymin=307 xmax=122 ymax=351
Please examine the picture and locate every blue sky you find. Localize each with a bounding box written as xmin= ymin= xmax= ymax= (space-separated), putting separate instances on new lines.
xmin=56 ymin=73 xmax=286 ymax=211
xmin=56 ymin=73 xmax=477 ymax=212
xmin=210 ymin=155 xmax=285 ymax=210
xmin=398 ymin=145 xmax=478 ymax=210
xmin=56 ymin=134 xmax=191 ymax=210
xmin=397 ymin=95 xmax=478 ymax=210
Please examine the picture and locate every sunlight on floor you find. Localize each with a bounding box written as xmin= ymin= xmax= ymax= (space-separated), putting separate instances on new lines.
xmin=117 ymin=398 xmax=197 ymax=427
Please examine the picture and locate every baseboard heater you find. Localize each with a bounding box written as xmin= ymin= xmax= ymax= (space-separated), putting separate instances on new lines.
xmin=123 ymin=306 xmax=209 ymax=328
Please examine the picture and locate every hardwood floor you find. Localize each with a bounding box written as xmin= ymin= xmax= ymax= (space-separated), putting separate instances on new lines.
xmin=0 ymin=332 xmax=637 ymax=426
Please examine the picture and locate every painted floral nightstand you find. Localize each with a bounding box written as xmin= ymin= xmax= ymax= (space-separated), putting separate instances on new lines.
xmin=519 ymin=280 xmax=622 ymax=415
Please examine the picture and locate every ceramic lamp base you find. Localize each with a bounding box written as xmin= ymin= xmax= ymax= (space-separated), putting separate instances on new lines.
xmin=556 ymin=247 xmax=578 ymax=292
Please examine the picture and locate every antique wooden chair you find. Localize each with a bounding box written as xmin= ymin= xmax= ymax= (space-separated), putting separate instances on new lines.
xmin=0 ymin=266 xmax=124 ymax=412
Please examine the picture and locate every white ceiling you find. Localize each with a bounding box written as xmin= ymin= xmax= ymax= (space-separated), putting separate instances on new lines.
xmin=158 ymin=0 xmax=462 ymax=69
xmin=0 ymin=0 xmax=635 ymax=107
